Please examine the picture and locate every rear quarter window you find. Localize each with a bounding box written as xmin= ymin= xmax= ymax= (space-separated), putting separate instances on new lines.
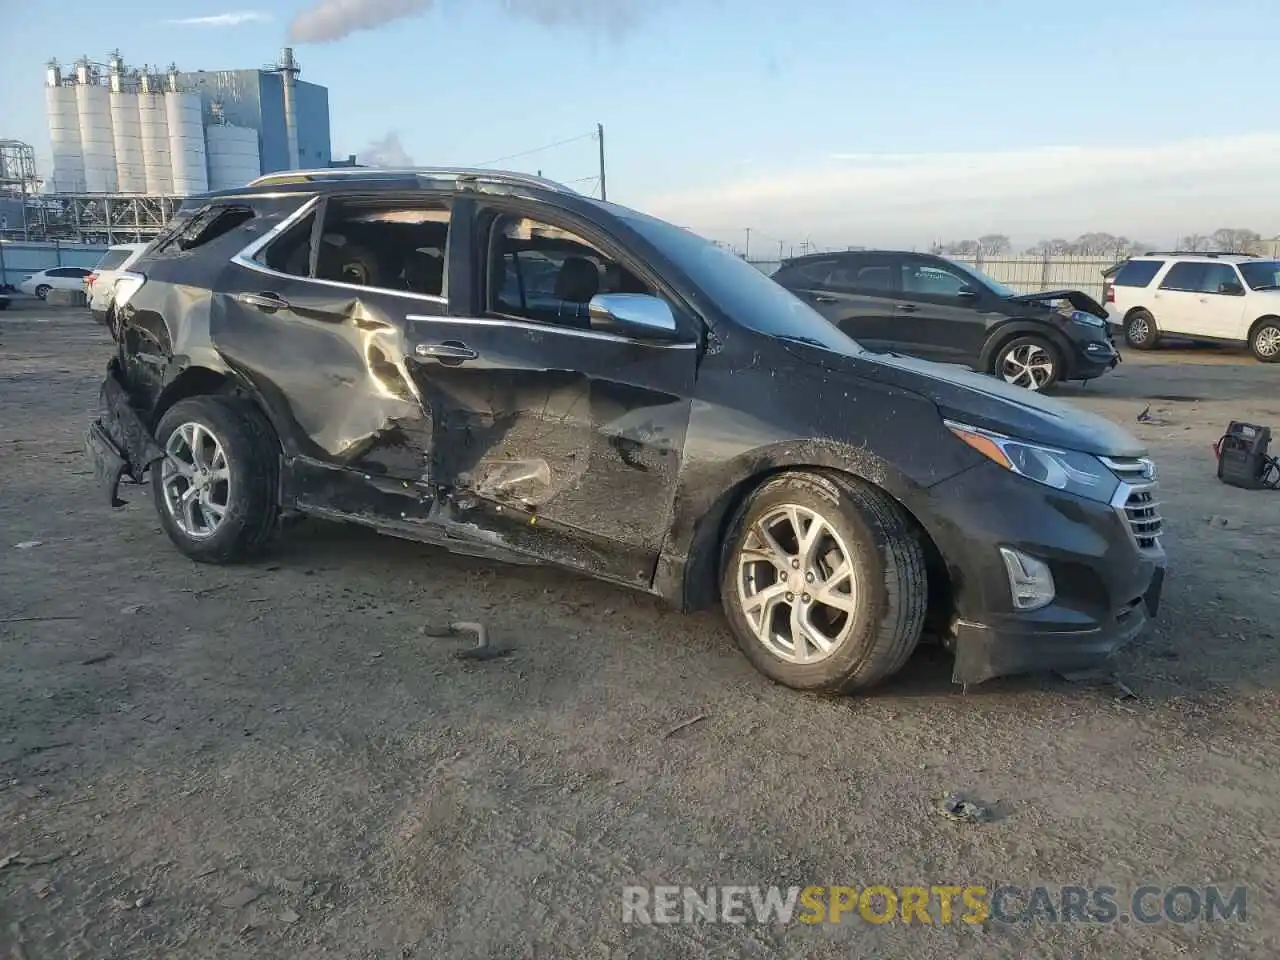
xmin=153 ymin=205 xmax=256 ymax=256
xmin=1114 ymin=260 xmax=1164 ymax=287
xmin=95 ymin=249 xmax=132 ymax=271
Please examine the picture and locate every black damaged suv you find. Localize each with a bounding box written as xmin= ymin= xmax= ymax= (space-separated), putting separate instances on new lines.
xmin=773 ymin=251 xmax=1120 ymax=392
xmin=86 ymin=168 xmax=1165 ymax=692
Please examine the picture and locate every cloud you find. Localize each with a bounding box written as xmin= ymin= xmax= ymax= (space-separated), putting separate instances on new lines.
xmin=288 ymin=0 xmax=653 ymax=44
xmin=168 ymin=10 xmax=271 ymax=26
xmin=356 ymin=131 xmax=414 ymax=168
xmin=642 ymin=133 xmax=1280 ymax=249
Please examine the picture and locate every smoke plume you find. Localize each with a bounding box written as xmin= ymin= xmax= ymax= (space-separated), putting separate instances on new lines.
xmin=357 ymin=131 xmax=415 ymax=168
xmin=288 ymin=0 xmax=650 ymax=44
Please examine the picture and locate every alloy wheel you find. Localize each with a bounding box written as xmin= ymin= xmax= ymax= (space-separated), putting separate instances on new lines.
xmin=1256 ymin=325 xmax=1280 ymax=359
xmin=1000 ymin=343 xmax=1055 ymax=390
xmin=161 ymin=422 xmax=231 ymax=539
xmin=1128 ymin=316 xmax=1150 ymax=344
xmin=736 ymin=504 xmax=859 ymax=664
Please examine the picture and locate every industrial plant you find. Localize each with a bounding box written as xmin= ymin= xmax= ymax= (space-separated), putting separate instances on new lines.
xmin=0 ymin=48 xmax=335 ymax=243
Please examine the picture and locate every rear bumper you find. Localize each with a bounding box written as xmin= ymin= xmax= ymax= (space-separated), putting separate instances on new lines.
xmin=83 ymin=359 xmax=164 ymax=507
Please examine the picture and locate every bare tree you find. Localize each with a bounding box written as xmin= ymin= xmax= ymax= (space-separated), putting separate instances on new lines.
xmin=977 ymin=234 xmax=1011 ymax=256
xmin=1178 ymin=233 xmax=1211 ymax=252
xmin=1211 ymin=228 xmax=1262 ymax=254
xmin=941 ymin=239 xmax=980 ymax=257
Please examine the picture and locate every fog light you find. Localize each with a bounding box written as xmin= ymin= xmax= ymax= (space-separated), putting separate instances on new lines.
xmin=999 ymin=547 xmax=1055 ymax=611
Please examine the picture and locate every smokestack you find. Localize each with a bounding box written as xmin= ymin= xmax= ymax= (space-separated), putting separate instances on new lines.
xmin=278 ymin=47 xmax=300 ymax=171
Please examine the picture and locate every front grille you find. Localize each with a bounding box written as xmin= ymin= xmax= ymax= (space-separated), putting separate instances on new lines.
xmin=1101 ymin=457 xmax=1163 ymax=552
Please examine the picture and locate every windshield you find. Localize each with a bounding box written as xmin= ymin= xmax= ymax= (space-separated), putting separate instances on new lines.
xmin=1238 ymin=260 xmax=1280 ymax=291
xmin=610 ymin=207 xmax=863 ymax=354
xmin=946 ymin=258 xmax=1020 ymax=299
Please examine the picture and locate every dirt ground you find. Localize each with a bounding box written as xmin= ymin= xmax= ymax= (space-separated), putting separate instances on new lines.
xmin=2 ymin=303 xmax=1279 ymax=959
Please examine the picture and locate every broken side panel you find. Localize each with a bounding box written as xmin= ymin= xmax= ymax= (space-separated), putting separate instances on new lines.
xmin=406 ymin=316 xmax=698 ymax=586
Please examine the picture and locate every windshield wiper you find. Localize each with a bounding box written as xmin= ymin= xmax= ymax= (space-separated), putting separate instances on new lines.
xmin=1250 ymin=283 xmax=1279 ymax=291
xmin=777 ymin=334 xmax=828 ymax=347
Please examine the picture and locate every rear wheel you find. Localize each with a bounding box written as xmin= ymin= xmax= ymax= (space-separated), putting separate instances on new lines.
xmin=994 ymin=335 xmax=1061 ymax=391
xmin=1249 ymin=318 xmax=1280 ymax=363
xmin=1124 ymin=309 xmax=1159 ymax=350
xmin=151 ymin=396 xmax=280 ymax=563
xmin=720 ymin=472 xmax=927 ymax=693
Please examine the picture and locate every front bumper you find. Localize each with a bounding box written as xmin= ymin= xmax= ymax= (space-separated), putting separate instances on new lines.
xmin=83 ymin=359 xmax=164 ymax=508
xmin=924 ymin=461 xmax=1166 ymax=685
xmin=1067 ymin=338 xmax=1121 ymax=380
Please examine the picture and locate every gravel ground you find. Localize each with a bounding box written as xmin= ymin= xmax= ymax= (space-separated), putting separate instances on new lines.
xmin=2 ymin=304 xmax=1279 ymax=959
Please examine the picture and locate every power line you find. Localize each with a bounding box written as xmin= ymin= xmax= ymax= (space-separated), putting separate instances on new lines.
xmin=471 ymin=131 xmax=597 ymax=169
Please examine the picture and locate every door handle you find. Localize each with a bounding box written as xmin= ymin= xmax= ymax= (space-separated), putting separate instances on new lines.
xmin=237 ymin=292 xmax=289 ymax=311
xmin=415 ymin=341 xmax=478 ymax=364
xmin=812 ymin=295 xmax=838 ymax=304
xmin=895 ymin=303 xmax=919 ymax=312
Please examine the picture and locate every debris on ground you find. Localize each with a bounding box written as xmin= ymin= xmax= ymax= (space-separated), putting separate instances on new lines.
xmin=80 ymin=653 xmax=114 ymax=666
xmin=221 ymin=886 xmax=262 ymax=909
xmin=119 ymin=604 xmax=143 ymax=615
xmin=1206 ymin=515 xmax=1241 ymax=530
xmin=663 ymin=714 xmax=709 ymax=739
xmin=422 ymin=621 xmax=513 ymax=661
xmin=14 ymin=541 xmax=42 ymax=550
xmin=937 ymin=792 xmax=992 ymax=824
xmin=279 ymin=907 xmax=301 ymax=924
xmin=0 ymin=616 xmax=79 ymax=624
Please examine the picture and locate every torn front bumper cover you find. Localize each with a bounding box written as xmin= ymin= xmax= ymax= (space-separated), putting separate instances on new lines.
xmin=83 ymin=359 xmax=165 ymax=508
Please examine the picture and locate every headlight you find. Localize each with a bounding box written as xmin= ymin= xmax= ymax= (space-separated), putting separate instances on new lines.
xmin=1071 ymin=310 xmax=1106 ymax=328
xmin=944 ymin=420 xmax=1121 ymax=503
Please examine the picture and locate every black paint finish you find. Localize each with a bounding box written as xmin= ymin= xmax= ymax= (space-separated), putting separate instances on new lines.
xmin=92 ymin=173 xmax=1164 ymax=685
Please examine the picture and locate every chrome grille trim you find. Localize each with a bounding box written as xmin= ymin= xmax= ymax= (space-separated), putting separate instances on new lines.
xmin=1102 ymin=456 xmax=1163 ymax=553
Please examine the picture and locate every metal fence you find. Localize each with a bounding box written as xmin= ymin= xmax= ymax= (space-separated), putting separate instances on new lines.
xmin=748 ymin=254 xmax=1119 ymax=302
xmin=0 ymin=240 xmax=109 ymax=288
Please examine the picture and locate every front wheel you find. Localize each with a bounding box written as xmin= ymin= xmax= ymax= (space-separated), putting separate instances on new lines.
xmin=35 ymin=284 xmax=50 ymax=300
xmin=151 ymin=396 xmax=281 ymax=563
xmin=1250 ymin=318 xmax=1280 ymax=363
xmin=719 ymin=472 xmax=927 ymax=694
xmin=994 ymin=336 xmax=1061 ymax=391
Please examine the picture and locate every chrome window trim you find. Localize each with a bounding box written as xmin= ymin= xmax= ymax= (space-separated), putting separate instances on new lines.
xmin=228 ymin=194 xmax=449 ymax=307
xmin=406 ymin=313 xmax=697 ymax=349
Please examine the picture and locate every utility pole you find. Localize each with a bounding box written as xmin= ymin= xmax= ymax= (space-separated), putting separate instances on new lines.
xmin=778 ymin=240 xmax=784 ymax=259
xmin=744 ymin=227 xmax=751 ymax=259
xmin=597 ymin=122 xmax=607 ymax=201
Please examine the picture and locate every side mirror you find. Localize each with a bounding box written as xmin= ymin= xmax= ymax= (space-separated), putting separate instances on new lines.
xmin=1220 ymin=281 xmax=1245 ymax=296
xmin=588 ymin=293 xmax=680 ymax=341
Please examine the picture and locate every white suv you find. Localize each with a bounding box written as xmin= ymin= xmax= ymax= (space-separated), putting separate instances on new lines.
xmin=85 ymin=242 xmax=149 ymax=326
xmin=1103 ymin=253 xmax=1280 ymax=362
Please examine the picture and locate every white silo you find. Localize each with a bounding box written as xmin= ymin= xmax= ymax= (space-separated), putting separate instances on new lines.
xmin=137 ymin=70 xmax=173 ymax=194
xmin=75 ymin=58 xmax=118 ymax=192
xmin=45 ymin=60 xmax=86 ymax=192
xmin=206 ymin=104 xmax=262 ymax=191
xmin=164 ymin=66 xmax=208 ymax=195
xmin=108 ymin=52 xmax=146 ymax=193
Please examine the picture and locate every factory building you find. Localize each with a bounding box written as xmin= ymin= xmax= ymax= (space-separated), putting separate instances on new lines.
xmin=44 ymin=48 xmax=330 ymax=197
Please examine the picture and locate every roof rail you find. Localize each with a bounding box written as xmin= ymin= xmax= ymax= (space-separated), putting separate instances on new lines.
xmin=246 ymin=166 xmax=577 ymax=194
xmin=1140 ymin=250 xmax=1259 ymax=258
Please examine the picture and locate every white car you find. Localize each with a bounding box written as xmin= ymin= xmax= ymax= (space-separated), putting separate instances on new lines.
xmin=18 ymin=266 xmax=93 ymax=300
xmin=1104 ymin=253 xmax=1280 ymax=362
xmin=85 ymin=243 xmax=149 ymax=325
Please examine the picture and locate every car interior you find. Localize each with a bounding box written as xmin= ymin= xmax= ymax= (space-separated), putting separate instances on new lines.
xmin=487 ymin=216 xmax=651 ymax=329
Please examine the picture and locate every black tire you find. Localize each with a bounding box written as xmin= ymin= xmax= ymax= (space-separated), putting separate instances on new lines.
xmin=992 ymin=335 xmax=1062 ymax=391
xmin=1249 ymin=317 xmax=1280 ymax=363
xmin=719 ymin=471 xmax=927 ymax=694
xmin=1123 ymin=309 xmax=1159 ymax=350
xmin=35 ymin=285 xmax=50 ymax=300
xmin=151 ymin=396 xmax=280 ymax=564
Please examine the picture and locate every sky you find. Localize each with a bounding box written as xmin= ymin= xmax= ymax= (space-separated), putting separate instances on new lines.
xmin=2 ymin=0 xmax=1278 ymax=252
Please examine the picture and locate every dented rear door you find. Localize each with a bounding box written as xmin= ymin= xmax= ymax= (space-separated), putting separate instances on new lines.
xmin=214 ymin=193 xmax=448 ymax=517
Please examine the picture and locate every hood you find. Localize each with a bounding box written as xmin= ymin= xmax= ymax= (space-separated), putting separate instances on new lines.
xmin=1004 ymin=288 xmax=1108 ymax=319
xmin=783 ymin=341 xmax=1146 ymax=458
